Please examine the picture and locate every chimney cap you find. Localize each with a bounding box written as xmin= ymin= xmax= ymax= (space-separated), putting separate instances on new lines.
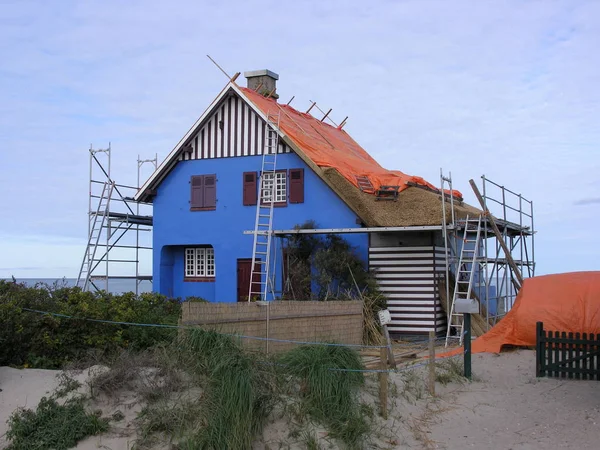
xmin=244 ymin=69 xmax=279 ymax=80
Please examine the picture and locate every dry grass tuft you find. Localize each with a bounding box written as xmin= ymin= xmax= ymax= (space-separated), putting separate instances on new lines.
xmin=88 ymin=348 xmax=187 ymax=402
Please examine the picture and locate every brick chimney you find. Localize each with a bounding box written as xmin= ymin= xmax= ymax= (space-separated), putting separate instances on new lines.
xmin=244 ymin=69 xmax=279 ymax=99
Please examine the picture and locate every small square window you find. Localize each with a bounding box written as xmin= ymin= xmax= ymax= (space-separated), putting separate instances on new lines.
xmin=261 ymin=171 xmax=287 ymax=203
xmin=185 ymin=247 xmax=215 ymax=278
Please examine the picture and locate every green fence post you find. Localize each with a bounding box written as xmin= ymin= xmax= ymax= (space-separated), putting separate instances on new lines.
xmin=464 ymin=313 xmax=472 ymax=380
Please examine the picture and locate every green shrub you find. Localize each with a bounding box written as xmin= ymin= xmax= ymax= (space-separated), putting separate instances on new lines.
xmin=176 ymin=329 xmax=275 ymax=450
xmin=279 ymin=345 xmax=371 ymax=449
xmin=0 ymin=280 xmax=181 ymax=368
xmin=5 ymin=396 xmax=109 ymax=450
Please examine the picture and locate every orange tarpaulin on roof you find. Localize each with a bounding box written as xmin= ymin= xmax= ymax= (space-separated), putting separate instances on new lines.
xmin=241 ymin=87 xmax=462 ymax=198
xmin=446 ymin=272 xmax=600 ymax=355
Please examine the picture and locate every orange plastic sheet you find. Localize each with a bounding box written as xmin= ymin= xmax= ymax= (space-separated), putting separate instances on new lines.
xmin=444 ymin=272 xmax=600 ymax=356
xmin=241 ymin=88 xmax=462 ymax=198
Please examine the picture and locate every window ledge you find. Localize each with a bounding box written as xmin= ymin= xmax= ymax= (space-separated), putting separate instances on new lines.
xmin=184 ymin=277 xmax=216 ymax=282
xmin=260 ymin=202 xmax=288 ymax=208
xmin=190 ymin=207 xmax=216 ymax=211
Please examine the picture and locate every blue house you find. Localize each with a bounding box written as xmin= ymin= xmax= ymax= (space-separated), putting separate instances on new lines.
xmin=135 ymin=69 xmax=520 ymax=336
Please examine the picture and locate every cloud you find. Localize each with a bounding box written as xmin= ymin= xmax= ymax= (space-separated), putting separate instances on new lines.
xmin=574 ymin=198 xmax=600 ymax=206
xmin=1 ymin=0 xmax=599 ymax=276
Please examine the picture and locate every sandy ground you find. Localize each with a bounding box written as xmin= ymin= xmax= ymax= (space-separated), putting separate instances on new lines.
xmin=423 ymin=350 xmax=600 ymax=450
xmin=1 ymin=349 xmax=599 ymax=449
xmin=0 ymin=366 xmax=140 ymax=450
xmin=0 ymin=367 xmax=62 ymax=449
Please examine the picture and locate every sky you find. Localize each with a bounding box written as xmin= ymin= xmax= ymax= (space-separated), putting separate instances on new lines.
xmin=0 ymin=0 xmax=598 ymax=279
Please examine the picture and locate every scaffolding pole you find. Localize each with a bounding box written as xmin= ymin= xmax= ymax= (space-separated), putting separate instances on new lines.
xmin=76 ymin=145 xmax=156 ymax=295
xmin=440 ymin=169 xmax=457 ymax=327
xmin=472 ymin=175 xmax=535 ymax=328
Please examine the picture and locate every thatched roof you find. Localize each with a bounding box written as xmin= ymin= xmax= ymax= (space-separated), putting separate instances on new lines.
xmin=136 ymin=81 xmax=481 ymax=230
xmin=322 ymin=168 xmax=482 ymax=227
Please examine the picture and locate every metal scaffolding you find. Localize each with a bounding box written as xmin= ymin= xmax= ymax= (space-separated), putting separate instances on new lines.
xmin=441 ymin=173 xmax=535 ymax=336
xmin=76 ymin=144 xmax=157 ymax=294
xmin=478 ymin=175 xmax=535 ymax=324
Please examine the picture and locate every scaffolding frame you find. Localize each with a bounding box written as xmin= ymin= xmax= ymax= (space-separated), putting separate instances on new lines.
xmin=478 ymin=175 xmax=535 ymax=325
xmin=441 ymin=172 xmax=535 ymax=335
xmin=76 ymin=144 xmax=157 ymax=295
xmin=440 ymin=169 xmax=457 ymax=324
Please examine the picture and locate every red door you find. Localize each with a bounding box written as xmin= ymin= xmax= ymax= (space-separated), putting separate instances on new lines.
xmin=237 ymin=259 xmax=261 ymax=302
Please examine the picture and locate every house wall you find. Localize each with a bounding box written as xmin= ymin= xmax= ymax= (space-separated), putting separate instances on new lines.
xmin=370 ymin=231 xmax=436 ymax=248
xmin=152 ymin=152 xmax=367 ymax=301
xmin=178 ymin=91 xmax=291 ymax=161
xmin=369 ymin=232 xmax=447 ymax=336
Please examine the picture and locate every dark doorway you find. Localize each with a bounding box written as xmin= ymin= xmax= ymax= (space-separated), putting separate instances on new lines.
xmin=237 ymin=258 xmax=261 ymax=302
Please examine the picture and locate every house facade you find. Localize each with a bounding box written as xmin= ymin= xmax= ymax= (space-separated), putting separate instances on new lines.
xmin=138 ymin=72 xmax=367 ymax=303
xmin=152 ymin=150 xmax=367 ymax=301
xmin=135 ymin=69 xmax=488 ymax=336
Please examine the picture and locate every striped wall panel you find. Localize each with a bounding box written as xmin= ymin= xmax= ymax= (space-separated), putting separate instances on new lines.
xmin=178 ymin=93 xmax=292 ymax=161
xmin=370 ymin=246 xmax=448 ymax=336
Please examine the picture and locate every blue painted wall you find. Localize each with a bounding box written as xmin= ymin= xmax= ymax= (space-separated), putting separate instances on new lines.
xmin=152 ymin=152 xmax=367 ymax=301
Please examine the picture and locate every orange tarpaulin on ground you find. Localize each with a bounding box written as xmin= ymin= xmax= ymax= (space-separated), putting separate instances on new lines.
xmin=447 ymin=272 xmax=600 ymax=355
xmin=241 ymin=87 xmax=462 ymax=198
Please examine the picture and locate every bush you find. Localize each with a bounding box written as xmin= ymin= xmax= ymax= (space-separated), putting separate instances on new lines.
xmin=279 ymin=344 xmax=371 ymax=449
xmin=0 ymin=280 xmax=181 ymax=368
xmin=283 ymin=221 xmax=387 ymax=344
xmin=176 ymin=329 xmax=275 ymax=450
xmin=6 ymin=396 xmax=109 ymax=450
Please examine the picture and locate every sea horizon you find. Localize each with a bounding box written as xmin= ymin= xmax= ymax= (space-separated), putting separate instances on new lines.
xmin=2 ymin=277 xmax=153 ymax=295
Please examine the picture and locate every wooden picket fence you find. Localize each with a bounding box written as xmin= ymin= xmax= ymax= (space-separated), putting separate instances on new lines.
xmin=536 ymin=321 xmax=600 ymax=380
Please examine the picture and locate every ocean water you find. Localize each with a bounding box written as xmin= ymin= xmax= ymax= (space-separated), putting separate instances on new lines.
xmin=2 ymin=278 xmax=153 ymax=295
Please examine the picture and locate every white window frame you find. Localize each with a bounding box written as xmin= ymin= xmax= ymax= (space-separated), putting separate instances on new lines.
xmin=185 ymin=247 xmax=215 ymax=277
xmin=261 ymin=171 xmax=287 ymax=203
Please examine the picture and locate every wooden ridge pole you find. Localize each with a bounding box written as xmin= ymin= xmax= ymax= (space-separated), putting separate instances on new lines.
xmin=469 ymin=179 xmax=524 ymax=288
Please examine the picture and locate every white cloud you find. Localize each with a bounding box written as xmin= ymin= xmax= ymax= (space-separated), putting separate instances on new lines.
xmin=0 ymin=0 xmax=598 ymax=277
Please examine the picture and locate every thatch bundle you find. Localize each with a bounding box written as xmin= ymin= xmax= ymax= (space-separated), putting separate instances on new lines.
xmin=322 ymin=168 xmax=481 ymax=227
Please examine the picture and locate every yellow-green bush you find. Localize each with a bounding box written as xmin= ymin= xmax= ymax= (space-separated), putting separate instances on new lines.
xmin=0 ymin=280 xmax=182 ymax=368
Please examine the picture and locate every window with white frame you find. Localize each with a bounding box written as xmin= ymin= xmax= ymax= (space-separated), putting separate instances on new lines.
xmin=185 ymin=247 xmax=215 ymax=278
xmin=261 ymin=171 xmax=287 ymax=203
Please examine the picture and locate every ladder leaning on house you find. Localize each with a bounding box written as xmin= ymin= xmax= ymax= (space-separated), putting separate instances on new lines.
xmin=248 ymin=112 xmax=281 ymax=302
xmin=445 ymin=215 xmax=483 ymax=347
xmin=76 ymin=181 xmax=115 ymax=291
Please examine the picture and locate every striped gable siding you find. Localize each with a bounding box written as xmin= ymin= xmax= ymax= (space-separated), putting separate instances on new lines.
xmin=178 ymin=93 xmax=291 ymax=161
xmin=369 ymin=246 xmax=448 ymax=336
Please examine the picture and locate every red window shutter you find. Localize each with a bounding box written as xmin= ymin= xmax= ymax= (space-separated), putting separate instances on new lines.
xmin=203 ymin=174 xmax=217 ymax=208
xmin=191 ymin=176 xmax=204 ymax=208
xmin=243 ymin=172 xmax=258 ymax=206
xmin=289 ymin=168 xmax=304 ymax=203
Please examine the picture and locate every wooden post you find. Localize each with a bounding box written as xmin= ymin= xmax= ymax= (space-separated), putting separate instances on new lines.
xmin=464 ymin=313 xmax=472 ymax=380
xmin=535 ymin=321 xmax=543 ymax=377
xmin=379 ymin=347 xmax=388 ymax=419
xmin=428 ymin=330 xmax=436 ymax=396
xmin=469 ymin=179 xmax=524 ymax=288
xmin=383 ymin=324 xmax=397 ymax=368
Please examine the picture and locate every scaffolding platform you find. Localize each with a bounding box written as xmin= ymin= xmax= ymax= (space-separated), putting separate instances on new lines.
xmin=106 ymin=212 xmax=153 ymax=226
xmin=91 ymin=275 xmax=153 ymax=281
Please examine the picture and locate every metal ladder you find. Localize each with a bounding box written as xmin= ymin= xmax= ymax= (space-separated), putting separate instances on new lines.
xmin=445 ymin=215 xmax=483 ymax=346
xmin=249 ymin=112 xmax=280 ymax=301
xmin=76 ymin=181 xmax=114 ymax=291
